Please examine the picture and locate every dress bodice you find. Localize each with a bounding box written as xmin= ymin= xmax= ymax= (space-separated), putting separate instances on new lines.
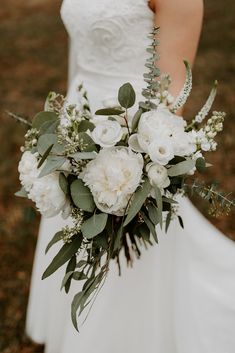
xmin=61 ymin=0 xmax=154 ymax=80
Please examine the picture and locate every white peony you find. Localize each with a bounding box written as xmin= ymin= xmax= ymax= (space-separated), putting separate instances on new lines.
xmin=146 ymin=162 xmax=170 ymax=189
xmin=81 ymin=147 xmax=143 ymax=215
xmin=148 ymin=138 xmax=174 ymax=165
xmin=18 ymin=151 xmax=39 ymax=192
xmin=29 ymin=172 xmax=68 ymax=218
xmin=91 ymin=120 xmax=123 ymax=148
xmin=129 ymin=104 xmax=196 ymax=160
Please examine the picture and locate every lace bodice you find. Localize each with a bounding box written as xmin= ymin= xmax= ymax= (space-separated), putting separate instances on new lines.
xmin=61 ymin=0 xmax=154 ymax=80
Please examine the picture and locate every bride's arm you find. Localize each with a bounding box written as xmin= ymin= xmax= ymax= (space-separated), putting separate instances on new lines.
xmin=150 ymin=0 xmax=204 ymax=98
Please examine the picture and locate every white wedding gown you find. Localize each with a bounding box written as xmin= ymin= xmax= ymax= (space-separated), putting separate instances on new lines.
xmin=26 ymin=1 xmax=235 ymax=352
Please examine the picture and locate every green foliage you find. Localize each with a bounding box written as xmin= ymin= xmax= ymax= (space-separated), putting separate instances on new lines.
xmin=38 ymin=156 xmax=67 ymax=178
xmin=154 ymin=185 xmax=163 ymax=228
xmin=37 ymin=143 xmax=54 ymax=168
xmin=78 ymin=120 xmax=95 ymax=132
xmin=131 ymin=108 xmax=143 ymax=132
xmin=81 ymin=213 xmax=108 ymax=239
xmin=15 ymin=187 xmax=27 ymax=198
xmin=70 ymin=179 xmax=95 ymax=212
xmin=59 ymin=173 xmax=69 ymax=195
xmin=118 ymin=83 xmax=136 ymax=109
xmin=42 ymin=235 xmax=82 ymax=279
xmin=95 ymin=108 xmax=125 ymax=116
xmin=32 ymin=111 xmax=58 ymax=129
xmin=168 ymin=159 xmax=195 ymax=177
xmin=123 ymin=178 xmax=151 ymax=226
xmin=37 ymin=133 xmax=64 ymax=155
xmin=195 ymin=157 xmax=206 ymax=173
xmin=45 ymin=231 xmax=63 ymax=254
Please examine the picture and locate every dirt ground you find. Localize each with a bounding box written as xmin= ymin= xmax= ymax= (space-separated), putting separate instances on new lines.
xmin=0 ymin=0 xmax=234 ymax=352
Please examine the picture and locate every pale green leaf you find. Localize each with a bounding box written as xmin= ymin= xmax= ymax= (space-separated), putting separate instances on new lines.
xmin=168 ymin=159 xmax=195 ymax=177
xmin=81 ymin=213 xmax=108 ymax=239
xmin=70 ymin=179 xmax=95 ymax=212
xmin=32 ymin=111 xmax=58 ymax=129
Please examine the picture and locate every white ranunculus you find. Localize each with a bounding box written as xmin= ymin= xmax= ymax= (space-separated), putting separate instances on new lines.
xmin=18 ymin=151 xmax=39 ymax=192
xmin=81 ymin=147 xmax=143 ymax=215
xmin=91 ymin=120 xmax=123 ymax=148
xmin=148 ymin=138 xmax=174 ymax=165
xmin=146 ymin=162 xmax=170 ymax=189
xmin=29 ymin=172 xmax=68 ymax=218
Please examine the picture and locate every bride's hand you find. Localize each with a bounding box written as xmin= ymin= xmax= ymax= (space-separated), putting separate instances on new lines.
xmin=149 ymin=0 xmax=204 ymax=100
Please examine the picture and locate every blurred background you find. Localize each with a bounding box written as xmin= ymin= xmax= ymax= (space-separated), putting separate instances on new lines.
xmin=0 ymin=0 xmax=234 ymax=352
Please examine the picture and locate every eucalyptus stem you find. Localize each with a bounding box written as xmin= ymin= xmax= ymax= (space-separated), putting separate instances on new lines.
xmin=6 ymin=110 xmax=32 ymax=127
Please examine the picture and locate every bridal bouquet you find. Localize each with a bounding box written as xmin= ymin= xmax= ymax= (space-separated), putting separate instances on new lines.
xmin=15 ymin=27 xmax=234 ymax=330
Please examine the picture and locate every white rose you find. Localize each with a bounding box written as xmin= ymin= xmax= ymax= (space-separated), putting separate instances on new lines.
xmin=81 ymin=147 xmax=143 ymax=215
xmin=29 ymin=172 xmax=68 ymax=218
xmin=148 ymin=138 xmax=174 ymax=165
xmin=18 ymin=151 xmax=39 ymax=192
xmin=91 ymin=120 xmax=123 ymax=148
xmin=146 ymin=162 xmax=170 ymax=189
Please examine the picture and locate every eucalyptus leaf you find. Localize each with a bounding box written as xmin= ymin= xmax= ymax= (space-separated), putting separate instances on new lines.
xmin=81 ymin=213 xmax=108 ymax=239
xmin=39 ymin=119 xmax=59 ymax=135
xmin=42 ymin=236 xmax=82 ymax=279
xmin=118 ymin=83 xmax=136 ymax=109
xmin=70 ymin=179 xmax=95 ymax=212
xmin=37 ymin=133 xmax=64 ymax=155
xmin=45 ymin=231 xmax=63 ymax=254
xmin=71 ymin=292 xmax=83 ymax=331
xmin=78 ymin=120 xmax=95 ymax=132
xmin=131 ymin=108 xmax=143 ymax=131
xmin=147 ymin=203 xmax=159 ymax=225
xmin=32 ymin=111 xmax=58 ymax=129
xmin=73 ymin=271 xmax=88 ymax=281
xmin=178 ymin=215 xmax=184 ymax=229
xmin=37 ymin=143 xmax=54 ymax=168
xmin=113 ymin=225 xmax=124 ymax=251
xmin=140 ymin=211 xmax=158 ymax=243
xmin=123 ymin=178 xmax=151 ymax=226
xmin=77 ymin=132 xmax=96 ymax=152
xmin=95 ymin=108 xmax=125 ymax=116
xmin=15 ymin=187 xmax=28 ymax=198
xmin=70 ymin=151 xmax=97 ymax=161
xmin=138 ymin=223 xmax=150 ymax=242
xmin=61 ymin=271 xmax=74 ymax=290
xmin=65 ymin=255 xmax=77 ymax=293
xmin=165 ymin=211 xmax=172 ymax=233
xmin=196 ymin=157 xmax=206 ymax=173
xmin=154 ymin=185 xmax=163 ymax=228
xmin=39 ymin=156 xmax=66 ymax=178
xmin=168 ymin=159 xmax=195 ymax=177
xmin=59 ymin=173 xmax=69 ymax=195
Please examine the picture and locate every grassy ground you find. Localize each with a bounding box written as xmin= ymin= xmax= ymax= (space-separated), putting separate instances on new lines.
xmin=0 ymin=0 xmax=234 ymax=351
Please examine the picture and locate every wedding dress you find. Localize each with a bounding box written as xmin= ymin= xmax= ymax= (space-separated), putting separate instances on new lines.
xmin=26 ymin=1 xmax=235 ymax=352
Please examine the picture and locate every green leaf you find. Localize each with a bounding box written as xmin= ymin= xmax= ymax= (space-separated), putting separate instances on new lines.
xmin=131 ymin=108 xmax=143 ymax=132
xmin=71 ymin=292 xmax=83 ymax=331
xmin=77 ymin=132 xmax=97 ymax=152
xmin=81 ymin=213 xmax=108 ymax=239
xmin=42 ymin=235 xmax=82 ymax=279
xmin=113 ymin=225 xmax=124 ymax=251
xmin=45 ymin=231 xmax=63 ymax=254
xmin=95 ymin=108 xmax=125 ymax=116
xmin=72 ymin=271 xmax=88 ymax=281
xmin=168 ymin=159 xmax=195 ymax=177
xmin=178 ymin=215 xmax=184 ymax=229
xmin=39 ymin=156 xmax=66 ymax=178
xmin=154 ymin=185 xmax=163 ymax=228
xmin=61 ymin=271 xmax=74 ymax=290
xmin=76 ymin=260 xmax=88 ymax=268
xmin=65 ymin=255 xmax=77 ymax=293
xmin=137 ymin=223 xmax=150 ymax=242
xmin=123 ymin=178 xmax=151 ymax=227
xmin=78 ymin=120 xmax=95 ymax=132
xmin=196 ymin=157 xmax=206 ymax=173
xmin=39 ymin=119 xmax=59 ymax=135
xmin=70 ymin=179 xmax=95 ymax=212
xmin=140 ymin=211 xmax=158 ymax=243
xmin=118 ymin=83 xmax=136 ymax=109
xmin=37 ymin=133 xmax=64 ymax=155
xmin=32 ymin=111 xmax=58 ymax=129
xmin=37 ymin=143 xmax=54 ymax=168
xmin=165 ymin=211 xmax=172 ymax=233
xmin=59 ymin=173 xmax=69 ymax=195
xmin=15 ymin=187 xmax=28 ymax=198
xmin=70 ymin=151 xmax=97 ymax=161
xmin=147 ymin=203 xmax=159 ymax=225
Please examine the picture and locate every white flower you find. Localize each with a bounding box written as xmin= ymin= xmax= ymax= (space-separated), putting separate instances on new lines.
xmin=91 ymin=120 xmax=123 ymax=148
xmin=29 ymin=172 xmax=68 ymax=218
xmin=81 ymin=147 xmax=143 ymax=215
xmin=148 ymin=138 xmax=174 ymax=165
xmin=18 ymin=151 xmax=39 ymax=192
xmin=146 ymin=162 xmax=170 ymax=189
